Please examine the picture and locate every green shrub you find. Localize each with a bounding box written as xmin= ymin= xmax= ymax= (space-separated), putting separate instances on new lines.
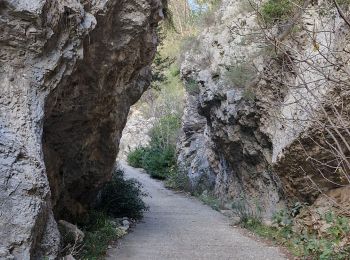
xmin=170 ymin=65 xmax=180 ymax=77
xmin=79 ymin=211 xmax=125 ymax=260
xmin=303 ymin=211 xmax=350 ymax=259
xmin=144 ymin=114 xmax=180 ymax=179
xmin=149 ymin=114 xmax=181 ymax=148
xmin=165 ymin=167 xmax=191 ymax=191
xmin=95 ymin=168 xmax=148 ymax=220
xmin=127 ymin=114 xmax=181 ymax=180
xmin=141 ymin=146 xmax=176 ymax=179
xmin=231 ymin=197 xmax=261 ymax=222
xmin=127 ymin=147 xmax=145 ymax=168
xmin=128 ymin=146 xmax=176 ymax=180
xmin=76 ymin=168 xmax=148 ymax=259
xmin=242 ymin=208 xmax=350 ymax=259
xmin=197 ymin=190 xmax=221 ymax=211
xmin=260 ymin=0 xmax=294 ymax=24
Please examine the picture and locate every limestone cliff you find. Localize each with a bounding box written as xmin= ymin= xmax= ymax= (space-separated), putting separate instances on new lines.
xmin=118 ymin=107 xmax=155 ymax=161
xmin=178 ymin=0 xmax=350 ymax=219
xmin=0 ymin=0 xmax=164 ymax=258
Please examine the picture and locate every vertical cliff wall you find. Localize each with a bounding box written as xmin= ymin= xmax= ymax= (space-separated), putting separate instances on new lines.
xmin=0 ymin=0 xmax=164 ymax=258
xmin=178 ymin=0 xmax=350 ymax=219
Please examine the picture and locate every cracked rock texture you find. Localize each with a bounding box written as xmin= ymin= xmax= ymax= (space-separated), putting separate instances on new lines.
xmin=178 ymin=0 xmax=350 ymax=219
xmin=0 ymin=0 xmax=164 ymax=258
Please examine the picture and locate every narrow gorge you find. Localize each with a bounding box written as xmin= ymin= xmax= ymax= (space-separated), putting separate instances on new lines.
xmin=1 ymin=0 xmax=350 ymax=259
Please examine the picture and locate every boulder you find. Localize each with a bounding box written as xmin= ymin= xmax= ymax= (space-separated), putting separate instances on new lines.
xmin=58 ymin=220 xmax=85 ymax=244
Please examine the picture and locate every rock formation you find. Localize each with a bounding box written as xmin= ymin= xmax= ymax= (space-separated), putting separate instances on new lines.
xmin=178 ymin=0 xmax=350 ymax=219
xmin=0 ymin=0 xmax=165 ymax=258
xmin=118 ymin=108 xmax=155 ymax=161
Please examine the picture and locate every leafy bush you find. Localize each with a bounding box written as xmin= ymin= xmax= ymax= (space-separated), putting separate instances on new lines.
xmin=127 ymin=147 xmax=145 ymax=168
xmin=165 ymin=167 xmax=191 ymax=191
xmin=79 ymin=211 xmax=125 ymax=259
xmin=243 ymin=208 xmax=350 ymax=259
xmin=260 ymin=0 xmax=293 ymax=24
xmin=149 ymin=114 xmax=181 ymax=148
xmin=95 ymin=168 xmax=148 ymax=220
xmin=141 ymin=146 xmax=176 ymax=179
xmin=302 ymin=211 xmax=350 ymax=259
xmin=76 ymin=168 xmax=148 ymax=259
xmin=128 ymin=146 xmax=178 ymax=180
xmin=170 ymin=65 xmax=180 ymax=77
xmin=231 ymin=197 xmax=262 ymax=223
xmin=198 ymin=190 xmax=221 ymax=211
xmin=127 ymin=114 xmax=181 ymax=180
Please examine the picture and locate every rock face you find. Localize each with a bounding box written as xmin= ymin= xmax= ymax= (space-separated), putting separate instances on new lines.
xmin=178 ymin=0 xmax=350 ymax=219
xmin=58 ymin=220 xmax=85 ymax=245
xmin=118 ymin=108 xmax=155 ymax=161
xmin=0 ymin=0 xmax=164 ymax=258
xmin=177 ymin=94 xmax=218 ymax=193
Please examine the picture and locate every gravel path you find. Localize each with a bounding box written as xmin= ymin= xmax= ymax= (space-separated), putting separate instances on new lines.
xmin=106 ymin=164 xmax=287 ymax=260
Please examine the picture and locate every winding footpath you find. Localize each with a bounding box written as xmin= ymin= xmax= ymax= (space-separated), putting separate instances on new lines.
xmin=106 ymin=164 xmax=287 ymax=260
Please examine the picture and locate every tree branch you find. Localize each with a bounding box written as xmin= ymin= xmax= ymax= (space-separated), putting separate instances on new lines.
xmin=333 ymin=0 xmax=350 ymax=28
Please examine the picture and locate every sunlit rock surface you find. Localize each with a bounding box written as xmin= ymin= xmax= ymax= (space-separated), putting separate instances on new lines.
xmin=0 ymin=0 xmax=164 ymax=258
xmin=178 ymin=0 xmax=350 ymax=219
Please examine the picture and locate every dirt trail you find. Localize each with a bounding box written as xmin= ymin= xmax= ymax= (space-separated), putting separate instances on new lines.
xmin=106 ymin=164 xmax=287 ymax=260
